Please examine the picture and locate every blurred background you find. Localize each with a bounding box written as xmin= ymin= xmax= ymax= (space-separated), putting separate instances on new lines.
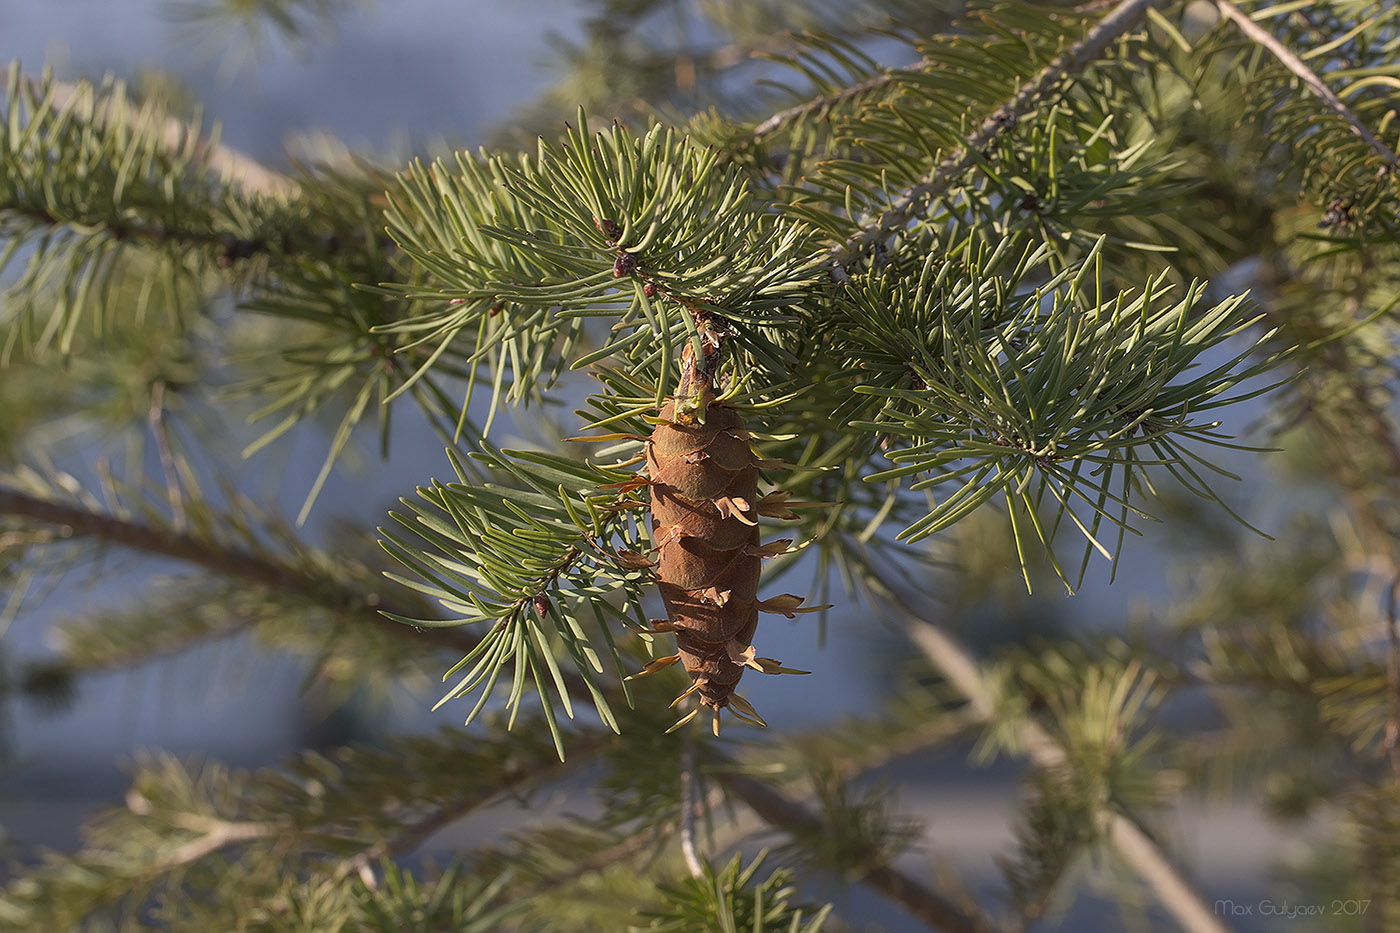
xmin=0 ymin=2 xmax=1338 ymax=930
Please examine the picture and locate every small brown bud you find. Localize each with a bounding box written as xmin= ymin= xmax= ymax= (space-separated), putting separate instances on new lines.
xmin=596 ymin=217 xmax=623 ymax=241
xmin=1320 ymin=198 xmax=1352 ymax=230
xmin=533 ymin=593 xmax=551 ymax=617
xmin=613 ymin=252 xmax=637 ymax=277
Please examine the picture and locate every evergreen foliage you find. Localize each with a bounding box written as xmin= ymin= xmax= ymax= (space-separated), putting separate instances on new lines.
xmin=4 ymin=0 xmax=1400 ymax=929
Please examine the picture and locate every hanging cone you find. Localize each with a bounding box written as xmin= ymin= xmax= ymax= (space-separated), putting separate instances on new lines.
xmin=639 ymin=393 xmax=823 ymax=733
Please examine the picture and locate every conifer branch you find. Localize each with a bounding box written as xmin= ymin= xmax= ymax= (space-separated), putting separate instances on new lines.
xmin=336 ymin=732 xmax=613 ymax=886
xmin=3 ymin=72 xmax=398 ymax=277
xmin=713 ymin=769 xmax=994 ymax=933
xmin=147 ymin=381 xmax=187 ymax=533
xmin=1387 ymin=578 xmax=1400 ymax=776
xmin=747 ymin=66 xmax=910 ymax=143
xmin=1286 ymin=288 xmax=1400 ymax=774
xmin=830 ymin=0 xmax=1167 ymax=268
xmin=42 ymin=77 xmax=297 ymax=199
xmin=0 ymin=169 xmax=385 ymax=269
xmin=160 ymin=818 xmax=282 ymax=871
xmin=679 ymin=731 xmax=705 ymax=879
xmin=1211 ymin=0 xmax=1400 ymax=168
xmin=2 ymin=200 xmax=246 ymax=254
xmin=0 ymin=485 xmax=478 ymax=655
xmin=2 ymin=186 xmax=401 ymax=269
xmin=878 ymin=583 xmax=1229 ymax=933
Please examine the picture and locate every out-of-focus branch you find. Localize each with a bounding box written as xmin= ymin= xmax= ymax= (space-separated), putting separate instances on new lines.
xmin=337 ymin=732 xmax=613 ymax=889
xmin=711 ymin=768 xmax=995 ymax=933
xmin=147 ymin=381 xmax=187 ymax=534
xmin=1387 ymin=580 xmax=1400 ymax=775
xmin=157 ymin=818 xmax=280 ymax=872
xmin=748 ymin=66 xmax=912 ymax=143
xmin=41 ymin=78 xmax=298 ymax=199
xmin=0 ymin=485 xmax=475 ymax=655
xmin=1212 ymin=0 xmax=1400 ymax=167
xmin=1286 ymin=286 xmax=1400 ymax=777
xmin=876 ymin=582 xmax=1229 ymax=933
xmin=679 ymin=731 xmax=704 ymax=878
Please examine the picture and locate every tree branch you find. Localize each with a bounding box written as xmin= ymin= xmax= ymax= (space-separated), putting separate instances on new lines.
xmin=1212 ymin=0 xmax=1400 ymax=167
xmin=879 ymin=583 xmax=1229 ymax=933
xmin=337 ymin=731 xmax=614 ymax=888
xmin=747 ymin=66 xmax=910 ymax=143
xmin=159 ymin=819 xmax=281 ymax=871
xmin=147 ymin=381 xmax=187 ymax=534
xmin=40 ymin=78 xmax=297 ymax=200
xmin=830 ymin=0 xmax=1168 ymax=268
xmin=6 ymin=77 xmax=393 ymax=268
xmin=1286 ymin=289 xmax=1400 ymax=776
xmin=0 ymin=183 xmax=380 ymax=268
xmin=0 ymin=485 xmax=478 ymax=656
xmin=712 ymin=768 xmax=994 ymax=933
xmin=1387 ymin=578 xmax=1400 ymax=776
xmin=679 ymin=730 xmax=705 ymax=878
